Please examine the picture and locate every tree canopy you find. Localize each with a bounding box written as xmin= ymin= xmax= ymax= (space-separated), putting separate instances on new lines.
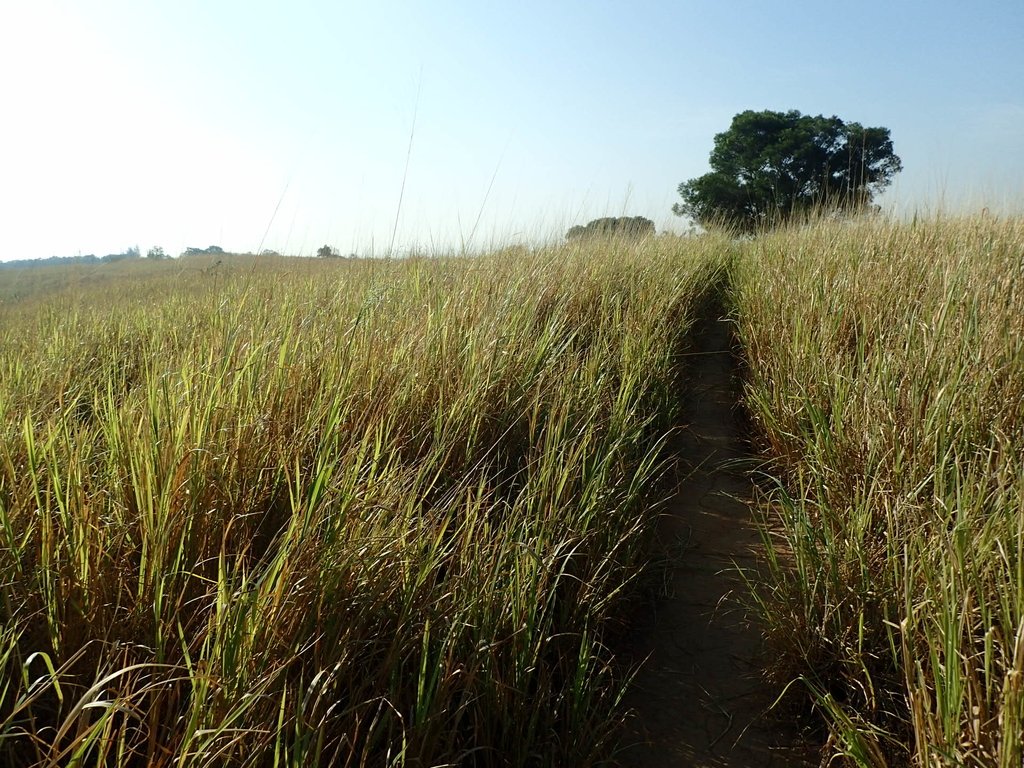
xmin=566 ymin=216 xmax=655 ymax=241
xmin=673 ymin=109 xmax=902 ymax=232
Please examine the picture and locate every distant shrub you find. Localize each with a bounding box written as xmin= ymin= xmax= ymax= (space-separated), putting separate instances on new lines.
xmin=566 ymin=216 xmax=656 ymax=241
xmin=183 ymin=246 xmax=226 ymax=257
xmin=101 ymin=246 xmax=140 ymax=263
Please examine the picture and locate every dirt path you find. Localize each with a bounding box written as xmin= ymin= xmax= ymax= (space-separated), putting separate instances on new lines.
xmin=616 ymin=303 xmax=813 ymax=767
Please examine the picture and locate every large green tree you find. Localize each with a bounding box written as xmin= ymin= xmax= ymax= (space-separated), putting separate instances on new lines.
xmin=673 ymin=109 xmax=902 ymax=231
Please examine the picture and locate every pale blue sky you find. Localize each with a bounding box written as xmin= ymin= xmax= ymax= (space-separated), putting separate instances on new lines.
xmin=1 ymin=0 xmax=1021 ymax=259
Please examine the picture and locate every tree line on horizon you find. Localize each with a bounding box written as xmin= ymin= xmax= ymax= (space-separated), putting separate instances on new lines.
xmin=0 ymin=245 xmax=232 ymax=270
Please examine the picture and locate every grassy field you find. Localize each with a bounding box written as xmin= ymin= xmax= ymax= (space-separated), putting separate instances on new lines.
xmin=0 ymin=238 xmax=726 ymax=766
xmin=733 ymin=214 xmax=1024 ymax=766
xmin=3 ymin=214 xmax=1023 ymax=766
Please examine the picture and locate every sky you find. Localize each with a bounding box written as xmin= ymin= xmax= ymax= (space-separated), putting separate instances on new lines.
xmin=1 ymin=0 xmax=1022 ymax=260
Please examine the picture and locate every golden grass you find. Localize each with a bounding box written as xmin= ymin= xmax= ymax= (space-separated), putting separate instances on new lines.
xmin=0 ymin=237 xmax=725 ymax=766
xmin=6 ymin=212 xmax=1022 ymax=766
xmin=733 ymin=214 xmax=1024 ymax=766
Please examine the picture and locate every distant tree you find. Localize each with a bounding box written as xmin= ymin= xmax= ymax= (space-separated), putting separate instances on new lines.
xmin=182 ymin=245 xmax=226 ymax=257
xmin=673 ymin=109 xmax=902 ymax=232
xmin=146 ymin=246 xmax=168 ymax=260
xmin=565 ymin=216 xmax=656 ymax=241
xmin=101 ymin=247 xmax=141 ymax=263
xmin=317 ymin=244 xmax=339 ymax=258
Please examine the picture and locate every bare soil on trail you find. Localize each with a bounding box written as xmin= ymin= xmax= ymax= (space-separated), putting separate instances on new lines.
xmin=616 ymin=304 xmax=816 ymax=768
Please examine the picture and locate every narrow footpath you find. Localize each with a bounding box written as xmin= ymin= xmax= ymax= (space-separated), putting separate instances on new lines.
xmin=617 ymin=302 xmax=814 ymax=768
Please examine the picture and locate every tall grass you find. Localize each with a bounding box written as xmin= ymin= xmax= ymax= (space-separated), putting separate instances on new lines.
xmin=0 ymin=237 xmax=724 ymax=766
xmin=732 ymin=214 xmax=1024 ymax=766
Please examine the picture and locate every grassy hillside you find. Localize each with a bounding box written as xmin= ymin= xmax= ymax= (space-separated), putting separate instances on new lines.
xmin=4 ymin=214 xmax=1023 ymax=767
xmin=733 ymin=215 xmax=1024 ymax=766
xmin=0 ymin=238 xmax=725 ymax=766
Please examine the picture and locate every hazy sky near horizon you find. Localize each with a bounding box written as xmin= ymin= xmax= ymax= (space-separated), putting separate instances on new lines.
xmin=1 ymin=0 xmax=1022 ymax=260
